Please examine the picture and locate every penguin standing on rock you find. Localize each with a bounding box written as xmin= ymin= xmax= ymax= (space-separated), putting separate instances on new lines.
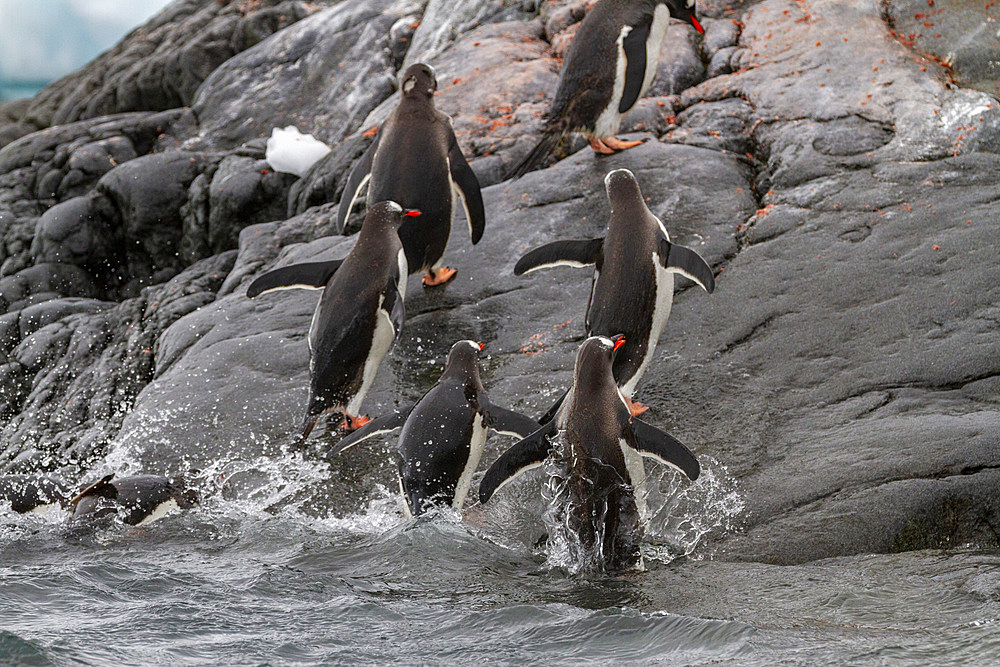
xmin=338 ymin=63 xmax=485 ymax=287
xmin=330 ymin=340 xmax=539 ymax=516
xmin=508 ymin=0 xmax=703 ymax=179
xmin=478 ymin=336 xmax=700 ymax=572
xmin=247 ymin=201 xmax=419 ymax=440
xmin=515 ymin=168 xmax=714 ymax=419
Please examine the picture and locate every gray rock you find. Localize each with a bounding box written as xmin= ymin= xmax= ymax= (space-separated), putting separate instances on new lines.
xmin=187 ymin=0 xmax=423 ymax=151
xmin=647 ymin=25 xmax=706 ymax=97
xmin=3 ymin=0 xmax=320 ymax=140
xmin=0 ymin=0 xmax=998 ymax=570
xmin=883 ymin=0 xmax=1000 ymax=98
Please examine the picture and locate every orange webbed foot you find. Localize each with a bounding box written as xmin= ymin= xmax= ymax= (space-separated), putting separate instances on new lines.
xmin=422 ymin=267 xmax=457 ymax=287
xmin=340 ymin=414 xmax=372 ymax=431
xmin=589 ymin=137 xmax=615 ymax=155
xmin=603 ymin=136 xmax=644 ymax=151
xmin=625 ymin=397 xmax=649 ymax=417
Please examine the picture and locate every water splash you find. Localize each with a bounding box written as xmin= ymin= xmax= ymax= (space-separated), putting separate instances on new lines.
xmin=531 ymin=444 xmax=744 ymax=573
xmin=540 ymin=457 xmax=587 ymax=573
xmin=641 ymin=456 xmax=745 ymax=565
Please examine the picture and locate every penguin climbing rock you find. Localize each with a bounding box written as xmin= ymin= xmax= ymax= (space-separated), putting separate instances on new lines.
xmin=68 ymin=473 xmax=198 ymax=526
xmin=478 ymin=335 xmax=700 ymax=571
xmin=515 ymin=168 xmax=714 ymax=418
xmin=508 ymin=0 xmax=703 ymax=179
xmin=338 ymin=63 xmax=485 ymax=287
xmin=247 ymin=201 xmax=419 ymax=440
xmin=330 ymin=340 xmax=539 ymax=516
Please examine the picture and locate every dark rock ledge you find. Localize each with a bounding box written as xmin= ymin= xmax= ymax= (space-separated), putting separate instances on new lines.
xmin=0 ymin=0 xmax=997 ymax=566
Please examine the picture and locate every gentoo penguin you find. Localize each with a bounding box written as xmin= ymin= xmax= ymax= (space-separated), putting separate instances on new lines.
xmin=516 ymin=168 xmax=714 ymax=418
xmin=508 ymin=0 xmax=703 ymax=179
xmin=248 ymin=201 xmax=419 ymax=440
xmin=338 ymin=63 xmax=485 ymax=287
xmin=478 ymin=336 xmax=700 ymax=571
xmin=0 ymin=474 xmax=70 ymax=514
xmin=331 ymin=340 xmax=539 ymax=516
xmin=68 ymin=474 xmax=198 ymax=526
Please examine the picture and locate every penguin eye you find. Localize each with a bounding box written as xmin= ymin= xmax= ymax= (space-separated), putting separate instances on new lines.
xmin=402 ymin=77 xmax=416 ymax=93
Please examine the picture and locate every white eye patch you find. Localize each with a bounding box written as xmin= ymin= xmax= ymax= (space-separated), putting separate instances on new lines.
xmin=403 ymin=77 xmax=416 ymax=93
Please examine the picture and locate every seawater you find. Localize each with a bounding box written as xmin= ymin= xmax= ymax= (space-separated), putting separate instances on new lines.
xmin=0 ymin=81 xmax=45 ymax=103
xmin=2 ymin=450 xmax=999 ymax=664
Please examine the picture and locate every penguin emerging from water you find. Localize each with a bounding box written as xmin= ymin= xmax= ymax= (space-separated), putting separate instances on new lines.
xmin=68 ymin=474 xmax=198 ymax=526
xmin=508 ymin=0 xmax=703 ymax=179
xmin=330 ymin=340 xmax=540 ymax=516
xmin=338 ymin=63 xmax=485 ymax=287
xmin=515 ymin=168 xmax=714 ymax=419
xmin=248 ymin=201 xmax=419 ymax=439
xmin=478 ymin=335 xmax=700 ymax=571
xmin=0 ymin=474 xmax=70 ymax=514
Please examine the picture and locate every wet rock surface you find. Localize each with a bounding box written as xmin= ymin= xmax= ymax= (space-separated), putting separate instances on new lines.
xmin=0 ymin=0 xmax=998 ymax=566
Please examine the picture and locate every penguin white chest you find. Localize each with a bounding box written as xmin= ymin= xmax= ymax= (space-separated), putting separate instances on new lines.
xmin=452 ymin=413 xmax=488 ymax=510
xmin=619 ymin=253 xmax=675 ymax=398
xmin=642 ymin=5 xmax=672 ymax=98
xmin=593 ymin=26 xmax=632 ymax=138
xmin=137 ymin=498 xmax=180 ymax=526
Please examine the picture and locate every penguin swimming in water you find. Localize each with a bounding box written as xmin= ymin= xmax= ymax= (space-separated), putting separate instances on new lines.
xmin=331 ymin=340 xmax=540 ymax=516
xmin=508 ymin=0 xmax=703 ymax=179
xmin=515 ymin=168 xmax=714 ymax=419
xmin=478 ymin=335 xmax=700 ymax=571
xmin=68 ymin=474 xmax=198 ymax=526
xmin=0 ymin=474 xmax=70 ymax=514
xmin=338 ymin=63 xmax=485 ymax=287
xmin=247 ymin=201 xmax=419 ymax=439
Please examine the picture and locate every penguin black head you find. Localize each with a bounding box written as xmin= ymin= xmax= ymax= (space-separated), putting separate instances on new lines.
xmin=400 ymin=63 xmax=438 ymax=98
xmin=575 ymin=335 xmax=625 ymax=389
xmin=443 ymin=339 xmax=485 ymax=379
xmin=365 ymin=200 xmax=421 ymax=230
xmin=604 ymin=168 xmax=647 ymax=216
xmin=664 ymin=0 xmax=703 ymax=33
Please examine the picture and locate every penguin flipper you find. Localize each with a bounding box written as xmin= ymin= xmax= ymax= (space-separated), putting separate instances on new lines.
xmin=336 ymin=137 xmax=379 ymax=234
xmin=619 ymin=21 xmax=652 ymax=113
xmin=536 ymin=388 xmax=569 ymax=425
xmin=247 ymin=260 xmax=343 ymax=298
xmin=479 ymin=421 xmax=558 ymax=504
xmin=448 ymin=137 xmax=486 ymax=244
xmin=624 ymin=418 xmax=700 ymax=482
xmin=382 ymin=275 xmax=405 ymax=339
xmin=487 ymin=405 xmax=544 ymax=438
xmin=330 ymin=408 xmax=412 ymax=455
xmin=69 ymin=473 xmax=116 ymax=507
xmin=658 ymin=238 xmax=716 ymax=293
xmin=513 ymin=238 xmax=604 ymax=276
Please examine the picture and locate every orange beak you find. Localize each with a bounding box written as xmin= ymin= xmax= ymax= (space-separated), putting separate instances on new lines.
xmin=404 ymin=209 xmax=421 ymax=217
xmin=613 ymin=336 xmax=626 ymax=351
xmin=478 ymin=342 xmax=486 ymax=351
xmin=690 ymin=16 xmax=703 ymax=33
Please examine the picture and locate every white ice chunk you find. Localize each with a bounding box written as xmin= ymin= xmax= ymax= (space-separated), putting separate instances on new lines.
xmin=265 ymin=126 xmax=332 ymax=177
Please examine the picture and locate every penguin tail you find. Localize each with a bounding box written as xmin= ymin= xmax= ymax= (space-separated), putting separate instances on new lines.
xmin=290 ymin=414 xmax=319 ymax=450
xmin=506 ymin=126 xmax=564 ymax=180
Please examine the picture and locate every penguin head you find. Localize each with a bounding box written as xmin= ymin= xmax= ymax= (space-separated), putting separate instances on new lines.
xmin=574 ymin=335 xmax=624 ymax=390
xmin=443 ymin=339 xmax=485 ymax=379
xmin=366 ymin=201 xmax=421 ymax=230
xmin=604 ymin=168 xmax=647 ymax=217
xmin=664 ymin=0 xmax=703 ymax=33
xmin=400 ymin=63 xmax=438 ymax=98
